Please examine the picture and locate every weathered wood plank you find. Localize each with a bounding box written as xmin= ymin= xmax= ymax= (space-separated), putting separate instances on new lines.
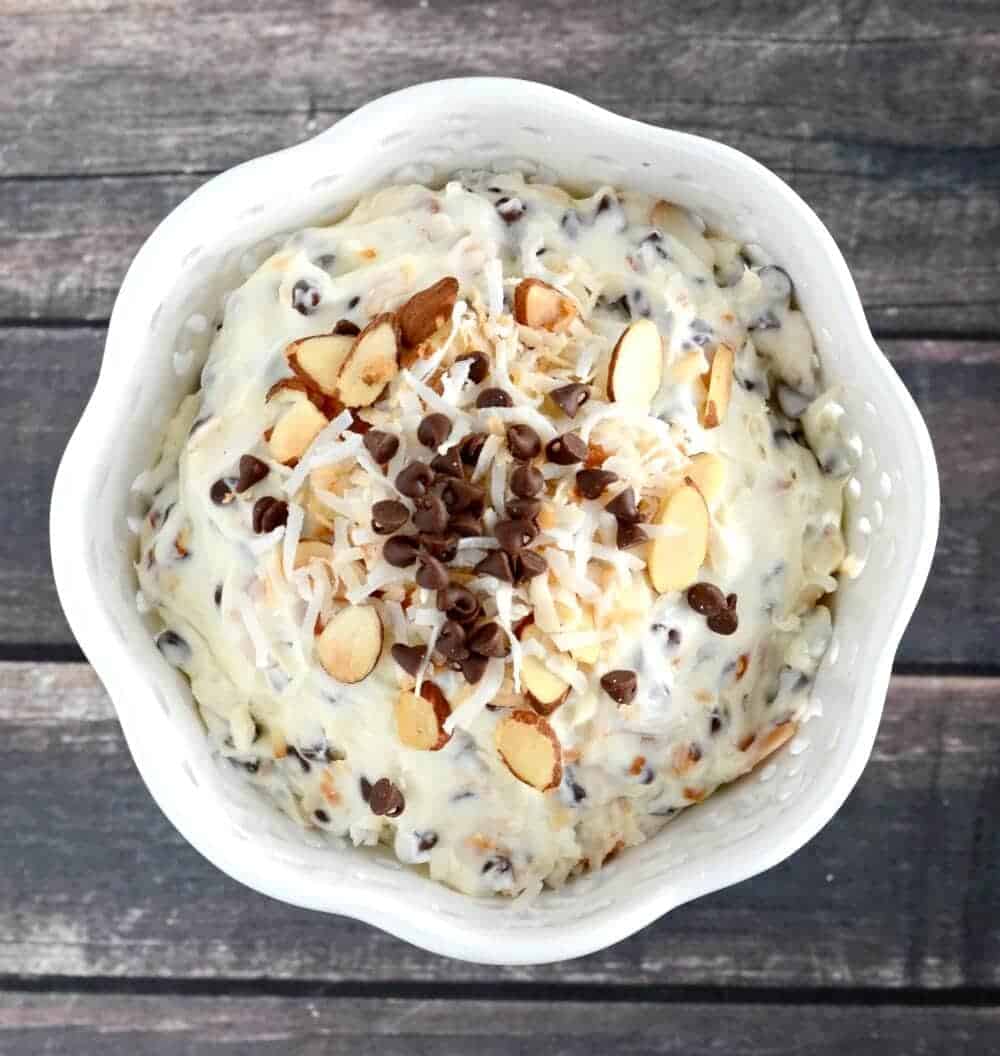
xmin=2 ymin=994 xmax=998 ymax=1055
xmin=1 ymin=664 xmax=997 ymax=986
xmin=9 ymin=328 xmax=998 ymax=662
xmin=3 ymin=0 xmax=998 ymax=177
xmin=2 ymin=164 xmax=998 ymax=333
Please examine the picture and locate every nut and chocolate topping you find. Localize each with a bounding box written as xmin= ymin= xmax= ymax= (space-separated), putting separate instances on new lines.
xmin=137 ymin=173 xmax=844 ymax=901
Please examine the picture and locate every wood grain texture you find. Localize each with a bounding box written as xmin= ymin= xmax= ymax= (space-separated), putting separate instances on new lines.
xmin=1 ymin=663 xmax=998 ymax=987
xmin=2 ymin=993 xmax=999 ymax=1055
xmin=3 ymin=167 xmax=998 ymax=334
xmin=9 ymin=328 xmax=998 ymax=662
xmin=2 ymin=0 xmax=999 ymax=333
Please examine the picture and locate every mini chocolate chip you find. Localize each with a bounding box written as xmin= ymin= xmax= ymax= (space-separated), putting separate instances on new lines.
xmin=363 ymin=430 xmax=399 ymax=464
xmin=333 ymin=318 xmax=361 ymax=336
xmin=576 ymin=468 xmax=618 ymax=499
xmin=482 ymin=855 xmax=511 ymax=875
xmin=417 ymin=412 xmax=451 ymax=449
xmin=460 ymin=352 xmax=489 ymax=384
xmin=210 ymin=479 xmax=235 ymax=505
xmin=496 ymin=196 xmax=525 ymax=223
xmin=156 ymin=630 xmax=191 ymax=667
xmin=383 ymin=534 xmax=420 ymax=567
xmin=286 ymin=746 xmax=311 ymax=773
xmin=314 ymin=808 xmax=330 ymax=823
xmin=474 ymin=549 xmax=514 ymax=582
xmin=438 ymin=478 xmax=485 ymax=515
xmin=546 ymin=432 xmax=588 ymax=465
xmin=235 ymin=454 xmax=269 ymax=492
xmin=371 ymin=499 xmax=409 ymax=535
xmin=390 ymin=643 xmax=426 ymax=676
xmin=550 ymin=382 xmax=591 ymax=418
xmin=430 ymin=446 xmax=463 ymax=478
xmin=396 ymin=461 xmax=435 ymax=498
xmin=617 ymin=522 xmax=648 ymax=549
xmin=495 ymin=518 xmax=538 ymax=553
xmin=360 ymin=776 xmax=373 ymax=801
xmin=668 ymin=628 xmax=682 ymax=645
xmin=707 ymin=606 xmax=739 ymax=636
xmin=417 ymin=831 xmax=439 ymax=852
xmin=213 ymin=584 xmax=223 ymax=607
xmin=459 ymin=432 xmax=487 ymax=466
xmin=252 ymin=496 xmax=289 ymax=533
xmin=369 ymin=778 xmax=405 ymax=817
xmin=436 ymin=620 xmax=469 ymax=661
xmin=476 ymin=387 xmax=513 ymax=409
xmin=687 ymin=582 xmax=727 ymax=616
xmin=606 ymin=487 xmax=641 ymax=523
xmin=509 ymin=464 xmax=544 ymax=498
xmin=468 ymin=621 xmax=510 ymax=658
xmin=292 ymin=278 xmax=321 ymax=315
xmin=419 ymin=532 xmax=458 ymax=562
xmin=413 ymin=493 xmax=449 ymax=533
xmin=347 ymin=295 xmax=361 ymax=310
xmin=506 ymin=497 xmax=542 ymax=522
xmin=438 ymin=585 xmax=481 ymax=623
xmin=600 ymin=669 xmax=638 ymax=704
xmin=506 ymin=424 xmax=541 ymax=460
xmin=710 ymin=711 xmax=723 ymax=734
xmin=514 ymin=550 xmax=548 ymax=582
xmin=460 ymin=654 xmax=489 ymax=684
xmin=416 ymin=554 xmax=449 ymax=589
xmin=449 ymin=513 xmax=484 ymax=537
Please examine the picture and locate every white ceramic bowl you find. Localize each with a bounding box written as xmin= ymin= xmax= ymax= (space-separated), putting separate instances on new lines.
xmin=50 ymin=78 xmax=939 ymax=964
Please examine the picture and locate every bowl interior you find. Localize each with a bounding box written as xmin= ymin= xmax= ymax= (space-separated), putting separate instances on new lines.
xmin=52 ymin=80 xmax=938 ymax=963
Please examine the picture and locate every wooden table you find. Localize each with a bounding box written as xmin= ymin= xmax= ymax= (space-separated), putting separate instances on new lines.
xmin=3 ymin=2 xmax=998 ymax=1051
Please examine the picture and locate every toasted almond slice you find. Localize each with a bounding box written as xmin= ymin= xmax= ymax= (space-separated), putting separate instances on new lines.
xmin=701 ymin=342 xmax=734 ymax=428
xmin=316 ymin=605 xmax=383 ymax=683
xmin=269 ymin=398 xmax=329 ymax=465
xmin=496 ymin=709 xmax=562 ymax=791
xmin=650 ymin=201 xmax=714 ymax=266
xmin=748 ymin=720 xmax=798 ymax=767
xmin=513 ymin=278 xmax=577 ymax=332
xmin=287 ymin=333 xmax=356 ymax=396
xmin=394 ymin=681 xmax=451 ymax=751
xmin=520 ymin=630 xmax=572 ymax=715
xmin=336 ymin=313 xmax=400 ymax=407
xmin=398 ymin=276 xmax=459 ymax=348
xmin=648 ymin=482 xmax=709 ymax=593
xmin=607 ymin=318 xmax=663 ymax=412
xmin=684 ymin=452 xmax=726 ymax=508
xmin=293 ymin=539 xmax=332 ymax=569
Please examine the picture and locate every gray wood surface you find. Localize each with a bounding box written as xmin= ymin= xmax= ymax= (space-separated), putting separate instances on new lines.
xmin=3 ymin=993 xmax=998 ymax=1055
xmin=2 ymin=663 xmax=997 ymax=988
xmin=7 ymin=331 xmax=997 ymax=666
xmin=3 ymin=0 xmax=998 ymax=1048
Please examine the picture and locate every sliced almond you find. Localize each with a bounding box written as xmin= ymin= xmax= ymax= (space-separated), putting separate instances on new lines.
xmin=747 ymin=720 xmax=798 ymax=767
xmin=316 ymin=604 xmax=383 ymax=684
xmin=648 ymin=482 xmax=709 ymax=593
xmin=335 ymin=313 xmax=400 ymax=408
xmin=513 ymin=278 xmax=577 ymax=332
xmin=553 ymin=606 xmax=600 ymax=665
xmin=496 ymin=709 xmax=562 ymax=791
xmin=394 ymin=681 xmax=451 ymax=751
xmin=607 ymin=319 xmax=663 ymax=412
xmin=701 ymin=342 xmax=734 ymax=428
xmin=520 ymin=628 xmax=572 ymax=715
xmin=269 ymin=398 xmax=329 ymax=465
xmin=684 ymin=452 xmax=726 ymax=508
xmin=293 ymin=539 xmax=332 ymax=570
xmin=287 ymin=332 xmax=356 ymax=396
xmin=398 ymin=276 xmax=459 ymax=348
xmin=650 ymin=201 xmax=714 ymax=266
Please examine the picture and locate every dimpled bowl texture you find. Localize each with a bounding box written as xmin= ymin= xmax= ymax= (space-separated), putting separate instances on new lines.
xmin=50 ymin=78 xmax=939 ymax=965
